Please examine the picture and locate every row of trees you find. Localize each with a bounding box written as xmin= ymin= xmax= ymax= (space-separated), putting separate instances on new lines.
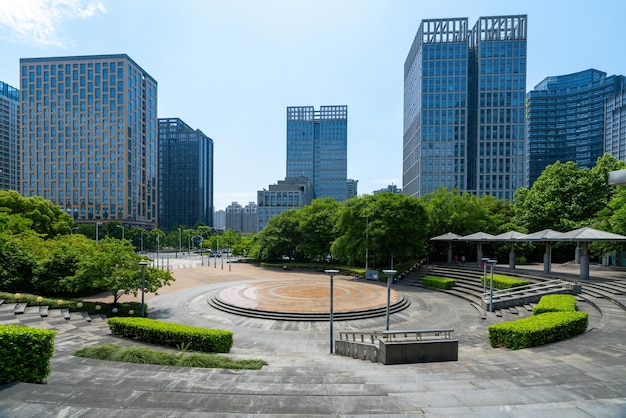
xmin=2 ymin=153 xmax=626 ymax=296
xmin=0 ymin=190 xmax=174 ymax=300
xmin=251 ymin=154 xmax=626 ymax=266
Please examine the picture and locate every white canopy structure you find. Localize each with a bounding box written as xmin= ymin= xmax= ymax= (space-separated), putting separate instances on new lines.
xmin=517 ymin=229 xmax=562 ymax=274
xmin=489 ymin=230 xmax=527 ymax=269
xmin=461 ymin=232 xmax=494 ymax=265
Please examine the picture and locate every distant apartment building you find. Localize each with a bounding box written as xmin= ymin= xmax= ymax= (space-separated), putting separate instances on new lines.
xmin=158 ymin=118 xmax=214 ymax=230
xmin=286 ymin=105 xmax=348 ymax=201
xmin=20 ymin=54 xmax=158 ymax=227
xmin=242 ymin=202 xmax=257 ymax=234
xmin=606 ymin=91 xmax=626 ymax=162
xmin=526 ymin=69 xmax=625 ymax=186
xmin=0 ymin=81 xmax=19 ymax=191
xmin=403 ymin=16 xmax=527 ymax=200
xmin=257 ymin=176 xmax=313 ymax=231
xmin=374 ymin=184 xmax=402 ymax=194
xmin=225 ymin=202 xmax=242 ymax=231
xmin=213 ymin=209 xmax=225 ymax=230
xmin=346 ymin=178 xmax=358 ymax=199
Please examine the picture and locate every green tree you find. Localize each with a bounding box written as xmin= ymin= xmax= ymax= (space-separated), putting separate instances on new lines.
xmin=332 ymin=193 xmax=428 ymax=267
xmin=251 ymin=210 xmax=301 ymax=262
xmin=515 ymin=154 xmax=624 ymax=233
xmin=297 ymin=198 xmax=340 ymax=261
xmin=65 ymin=238 xmax=174 ymax=303
xmin=0 ymin=190 xmax=73 ymax=237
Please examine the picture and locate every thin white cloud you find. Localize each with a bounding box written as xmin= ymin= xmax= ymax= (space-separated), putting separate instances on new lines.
xmin=0 ymin=0 xmax=105 ymax=47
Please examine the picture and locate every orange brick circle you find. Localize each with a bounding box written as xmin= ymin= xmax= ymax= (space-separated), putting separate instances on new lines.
xmin=215 ymin=279 xmax=403 ymax=313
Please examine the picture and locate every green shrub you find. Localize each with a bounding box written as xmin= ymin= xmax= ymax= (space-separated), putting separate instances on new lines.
xmin=481 ymin=274 xmax=529 ymax=290
xmin=533 ymin=294 xmax=577 ymax=315
xmin=108 ymin=317 xmax=233 ymax=353
xmin=0 ymin=325 xmax=56 ymax=384
xmin=488 ymin=311 xmax=588 ymax=350
xmin=72 ymin=343 xmax=266 ymax=370
xmin=421 ymin=275 xmax=456 ymax=289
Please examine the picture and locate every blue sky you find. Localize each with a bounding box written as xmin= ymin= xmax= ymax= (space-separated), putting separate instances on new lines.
xmin=1 ymin=0 xmax=624 ymax=210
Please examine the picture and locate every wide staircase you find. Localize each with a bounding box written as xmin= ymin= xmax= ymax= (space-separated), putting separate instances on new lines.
xmin=397 ymin=263 xmax=626 ymax=322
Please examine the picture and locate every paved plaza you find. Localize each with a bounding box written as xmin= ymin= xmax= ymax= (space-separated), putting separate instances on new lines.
xmin=1 ymin=259 xmax=626 ymax=416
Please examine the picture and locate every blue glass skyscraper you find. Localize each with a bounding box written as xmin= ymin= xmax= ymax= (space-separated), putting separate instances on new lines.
xmin=0 ymin=81 xmax=19 ymax=191
xmin=403 ymin=16 xmax=527 ymax=200
xmin=286 ymin=105 xmax=348 ymax=201
xmin=526 ymin=69 xmax=625 ymax=186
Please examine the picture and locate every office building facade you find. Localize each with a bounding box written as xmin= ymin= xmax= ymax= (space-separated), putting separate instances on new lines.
xmin=606 ymin=91 xmax=626 ymax=162
xmin=286 ymin=105 xmax=348 ymax=202
xmin=158 ymin=118 xmax=214 ymax=230
xmin=257 ymin=176 xmax=313 ymax=231
xmin=346 ymin=178 xmax=358 ymax=199
xmin=20 ymin=54 xmax=158 ymax=227
xmin=403 ymin=15 xmax=527 ymax=200
xmin=526 ymin=69 xmax=625 ymax=185
xmin=0 ymin=81 xmax=20 ymax=191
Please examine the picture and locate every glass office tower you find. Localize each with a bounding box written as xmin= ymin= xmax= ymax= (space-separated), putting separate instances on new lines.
xmin=286 ymin=105 xmax=348 ymax=201
xmin=0 ymin=81 xmax=19 ymax=191
xmin=158 ymin=118 xmax=214 ymax=230
xmin=526 ymin=69 xmax=626 ymax=186
xmin=403 ymin=15 xmax=527 ymax=200
xmin=20 ymin=54 xmax=158 ymax=227
xmin=606 ymin=91 xmax=626 ymax=162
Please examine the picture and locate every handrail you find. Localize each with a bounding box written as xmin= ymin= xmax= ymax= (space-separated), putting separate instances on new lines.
xmin=338 ymin=329 xmax=454 ymax=343
xmin=485 ymin=279 xmax=565 ymax=299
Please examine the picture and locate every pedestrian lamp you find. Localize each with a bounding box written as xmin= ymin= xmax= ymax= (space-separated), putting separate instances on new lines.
xmin=116 ymin=224 xmax=124 ymax=240
xmin=488 ymin=259 xmax=497 ymax=312
xmin=481 ymin=257 xmax=490 ymax=297
xmin=138 ymin=261 xmax=149 ymax=317
xmin=382 ymin=269 xmax=397 ymax=331
xmin=177 ymin=227 xmax=182 ymax=258
xmin=324 ymin=269 xmax=339 ymax=354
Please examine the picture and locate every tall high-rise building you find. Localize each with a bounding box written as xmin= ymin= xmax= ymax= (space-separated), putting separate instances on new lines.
xmin=225 ymin=202 xmax=243 ymax=231
xmin=526 ymin=69 xmax=625 ymax=185
xmin=346 ymin=178 xmax=358 ymax=199
xmin=158 ymin=118 xmax=214 ymax=230
xmin=403 ymin=16 xmax=527 ymax=200
xmin=606 ymin=91 xmax=626 ymax=162
xmin=286 ymin=105 xmax=348 ymax=202
xmin=0 ymin=81 xmax=19 ymax=191
xmin=20 ymin=54 xmax=158 ymax=227
xmin=242 ymin=202 xmax=257 ymax=234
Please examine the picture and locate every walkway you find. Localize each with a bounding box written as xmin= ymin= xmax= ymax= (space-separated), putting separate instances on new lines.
xmin=1 ymin=261 xmax=626 ymax=416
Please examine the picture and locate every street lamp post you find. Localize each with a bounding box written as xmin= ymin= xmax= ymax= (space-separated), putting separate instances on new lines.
xmin=70 ymin=226 xmax=78 ymax=234
xmin=116 ymin=225 xmax=124 ymax=240
xmin=177 ymin=228 xmax=181 ymax=258
xmin=363 ymin=215 xmax=369 ymax=278
xmin=481 ymin=257 xmax=490 ymax=297
xmin=138 ymin=261 xmax=149 ymax=317
xmin=488 ymin=259 xmax=497 ymax=312
xmin=96 ymin=222 xmax=100 ymax=243
xmin=382 ymin=269 xmax=397 ymax=331
xmin=156 ymin=234 xmax=161 ymax=267
xmin=324 ymin=269 xmax=339 ymax=354
xmin=140 ymin=229 xmax=144 ymax=253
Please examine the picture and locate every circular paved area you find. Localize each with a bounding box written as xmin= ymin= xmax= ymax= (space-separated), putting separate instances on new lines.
xmin=215 ymin=279 xmax=403 ymax=313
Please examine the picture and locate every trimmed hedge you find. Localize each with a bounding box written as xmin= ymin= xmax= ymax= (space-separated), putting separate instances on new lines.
xmin=421 ymin=275 xmax=456 ymax=290
xmin=108 ymin=317 xmax=233 ymax=353
xmin=481 ymin=274 xmax=529 ymax=290
xmin=488 ymin=311 xmax=588 ymax=350
xmin=0 ymin=325 xmax=56 ymax=384
xmin=0 ymin=292 xmax=142 ymax=317
xmin=532 ymin=294 xmax=577 ymax=315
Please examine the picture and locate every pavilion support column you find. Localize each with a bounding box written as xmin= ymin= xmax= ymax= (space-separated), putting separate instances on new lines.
xmin=476 ymin=243 xmax=483 ymax=266
xmin=509 ymin=243 xmax=516 ymax=269
xmin=544 ymin=243 xmax=552 ymax=274
xmin=447 ymin=242 xmax=453 ymax=264
xmin=580 ymin=242 xmax=590 ymax=280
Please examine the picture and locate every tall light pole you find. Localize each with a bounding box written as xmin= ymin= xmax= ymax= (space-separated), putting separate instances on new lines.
xmin=156 ymin=234 xmax=161 ymax=264
xmin=488 ymin=259 xmax=497 ymax=312
xmin=325 ymin=269 xmax=339 ymax=354
xmin=177 ymin=227 xmax=181 ymax=258
xmin=363 ymin=215 xmax=369 ymax=278
xmin=96 ymin=222 xmax=100 ymax=243
xmin=481 ymin=257 xmax=489 ymax=297
xmin=138 ymin=261 xmax=149 ymax=317
xmin=116 ymin=224 xmax=124 ymax=240
xmin=140 ymin=229 xmax=144 ymax=253
xmin=382 ymin=269 xmax=396 ymax=331
xmin=70 ymin=226 xmax=78 ymax=234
